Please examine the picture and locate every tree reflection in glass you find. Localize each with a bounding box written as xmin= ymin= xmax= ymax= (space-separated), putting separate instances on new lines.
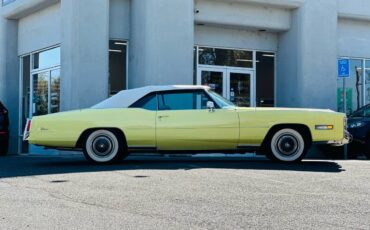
xmin=33 ymin=72 xmax=49 ymax=116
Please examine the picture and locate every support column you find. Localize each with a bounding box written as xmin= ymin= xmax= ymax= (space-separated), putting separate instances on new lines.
xmin=0 ymin=15 xmax=19 ymax=154
xmin=60 ymin=0 xmax=110 ymax=110
xmin=129 ymin=0 xmax=194 ymax=88
xmin=277 ymin=0 xmax=338 ymax=109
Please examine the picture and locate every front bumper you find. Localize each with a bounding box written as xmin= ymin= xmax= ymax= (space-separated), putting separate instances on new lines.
xmin=328 ymin=131 xmax=352 ymax=146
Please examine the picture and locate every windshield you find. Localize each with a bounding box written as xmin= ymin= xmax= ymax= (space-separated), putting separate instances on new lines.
xmin=207 ymin=90 xmax=236 ymax=109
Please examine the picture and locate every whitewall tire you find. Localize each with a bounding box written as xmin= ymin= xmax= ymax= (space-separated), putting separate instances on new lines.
xmin=268 ymin=128 xmax=307 ymax=162
xmin=83 ymin=130 xmax=124 ymax=163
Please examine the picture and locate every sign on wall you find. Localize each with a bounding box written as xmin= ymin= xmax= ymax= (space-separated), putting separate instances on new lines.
xmin=338 ymin=59 xmax=350 ymax=78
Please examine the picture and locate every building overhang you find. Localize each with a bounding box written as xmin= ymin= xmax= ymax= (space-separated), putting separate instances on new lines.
xmin=1 ymin=0 xmax=59 ymax=19
xmin=219 ymin=0 xmax=304 ymax=9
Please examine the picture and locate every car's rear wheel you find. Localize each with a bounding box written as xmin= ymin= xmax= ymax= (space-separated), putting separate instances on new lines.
xmin=266 ymin=128 xmax=307 ymax=162
xmin=83 ymin=129 xmax=126 ymax=164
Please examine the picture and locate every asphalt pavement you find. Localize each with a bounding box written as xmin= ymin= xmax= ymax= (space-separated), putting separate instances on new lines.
xmin=0 ymin=154 xmax=369 ymax=230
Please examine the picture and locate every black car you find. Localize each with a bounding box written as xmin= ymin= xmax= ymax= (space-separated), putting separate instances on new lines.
xmin=0 ymin=101 xmax=9 ymax=155
xmin=347 ymin=104 xmax=370 ymax=159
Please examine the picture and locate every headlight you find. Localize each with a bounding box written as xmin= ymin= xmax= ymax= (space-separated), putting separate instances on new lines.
xmin=348 ymin=121 xmax=366 ymax=129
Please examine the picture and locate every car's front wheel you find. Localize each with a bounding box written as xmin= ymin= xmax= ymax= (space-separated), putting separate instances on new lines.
xmin=83 ymin=129 xmax=126 ymax=164
xmin=266 ymin=128 xmax=307 ymax=162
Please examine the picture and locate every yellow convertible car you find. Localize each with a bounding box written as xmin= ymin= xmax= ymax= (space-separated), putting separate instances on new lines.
xmin=24 ymin=85 xmax=350 ymax=163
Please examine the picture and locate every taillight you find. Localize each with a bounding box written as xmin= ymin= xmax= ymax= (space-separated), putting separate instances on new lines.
xmin=23 ymin=119 xmax=32 ymax=141
xmin=26 ymin=119 xmax=32 ymax=132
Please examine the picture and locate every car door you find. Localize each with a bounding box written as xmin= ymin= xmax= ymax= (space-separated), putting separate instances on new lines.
xmin=156 ymin=90 xmax=239 ymax=151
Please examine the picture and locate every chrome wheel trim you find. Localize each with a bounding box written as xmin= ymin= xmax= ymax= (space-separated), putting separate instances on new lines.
xmin=270 ymin=129 xmax=305 ymax=162
xmin=86 ymin=130 xmax=119 ymax=163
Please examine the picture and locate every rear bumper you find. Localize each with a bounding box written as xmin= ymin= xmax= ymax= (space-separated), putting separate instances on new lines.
xmin=327 ymin=131 xmax=352 ymax=146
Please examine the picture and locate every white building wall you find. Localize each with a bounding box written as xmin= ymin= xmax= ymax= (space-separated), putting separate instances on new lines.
xmin=337 ymin=0 xmax=370 ymax=21
xmin=194 ymin=0 xmax=291 ymax=32
xmin=109 ymin=0 xmax=130 ymax=40
xmin=278 ymin=0 xmax=338 ymax=110
xmin=337 ymin=18 xmax=370 ymax=58
xmin=195 ymin=25 xmax=278 ymax=51
xmin=129 ymin=0 xmax=194 ymax=87
xmin=17 ymin=2 xmax=60 ymax=55
xmin=0 ymin=15 xmax=18 ymax=153
xmin=60 ymin=0 xmax=109 ymax=110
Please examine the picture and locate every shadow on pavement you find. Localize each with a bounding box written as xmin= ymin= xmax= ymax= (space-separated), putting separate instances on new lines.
xmin=0 ymin=155 xmax=345 ymax=179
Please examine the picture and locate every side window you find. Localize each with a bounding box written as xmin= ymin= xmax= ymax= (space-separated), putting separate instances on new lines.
xmin=129 ymin=94 xmax=157 ymax=111
xmin=158 ymin=91 xmax=214 ymax=111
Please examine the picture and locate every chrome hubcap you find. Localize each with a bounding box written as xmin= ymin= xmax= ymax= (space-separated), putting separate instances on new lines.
xmin=92 ymin=136 xmax=113 ymax=156
xmin=276 ymin=134 xmax=299 ymax=156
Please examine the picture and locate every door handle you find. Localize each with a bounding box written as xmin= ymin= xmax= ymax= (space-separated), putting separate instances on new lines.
xmin=158 ymin=115 xmax=169 ymax=119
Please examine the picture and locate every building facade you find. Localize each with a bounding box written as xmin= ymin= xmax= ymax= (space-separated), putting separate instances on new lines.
xmin=0 ymin=0 xmax=370 ymax=154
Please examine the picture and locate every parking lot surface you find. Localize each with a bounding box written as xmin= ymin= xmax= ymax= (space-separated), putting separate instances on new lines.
xmin=0 ymin=155 xmax=369 ymax=230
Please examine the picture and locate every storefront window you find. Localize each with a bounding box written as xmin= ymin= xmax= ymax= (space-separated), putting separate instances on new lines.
xmin=337 ymin=58 xmax=370 ymax=114
xmin=365 ymin=60 xmax=370 ymax=105
xmin=195 ymin=46 xmax=275 ymax=107
xmin=19 ymin=47 xmax=61 ymax=153
xmin=109 ymin=40 xmax=127 ymax=96
xmin=256 ymin=52 xmax=275 ymax=107
xmin=33 ymin=47 xmax=61 ymax=70
xmin=198 ymin=47 xmax=253 ymax=68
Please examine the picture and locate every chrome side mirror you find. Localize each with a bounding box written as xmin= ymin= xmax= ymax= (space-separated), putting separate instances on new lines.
xmin=207 ymin=101 xmax=215 ymax=112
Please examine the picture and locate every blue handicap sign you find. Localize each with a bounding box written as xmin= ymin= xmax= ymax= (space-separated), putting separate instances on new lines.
xmin=338 ymin=59 xmax=350 ymax=78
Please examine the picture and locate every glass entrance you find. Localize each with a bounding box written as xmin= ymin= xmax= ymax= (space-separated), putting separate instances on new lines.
xmin=31 ymin=69 xmax=60 ymax=116
xmin=228 ymin=70 xmax=253 ymax=107
xmin=197 ymin=67 xmax=254 ymax=107
xmin=197 ymin=67 xmax=226 ymax=97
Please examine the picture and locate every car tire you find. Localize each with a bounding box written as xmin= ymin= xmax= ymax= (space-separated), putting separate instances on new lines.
xmin=83 ymin=129 xmax=126 ymax=164
xmin=266 ymin=128 xmax=307 ymax=162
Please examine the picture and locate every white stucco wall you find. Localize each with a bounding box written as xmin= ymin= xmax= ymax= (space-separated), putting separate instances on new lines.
xmin=17 ymin=2 xmax=60 ymax=55
xmin=61 ymin=0 xmax=109 ymax=110
xmin=278 ymin=0 xmax=338 ymax=110
xmin=337 ymin=18 xmax=370 ymax=59
xmin=195 ymin=25 xmax=278 ymax=51
xmin=195 ymin=0 xmax=291 ymax=32
xmin=109 ymin=0 xmax=130 ymax=40
xmin=129 ymin=0 xmax=194 ymax=87
xmin=337 ymin=0 xmax=370 ymax=21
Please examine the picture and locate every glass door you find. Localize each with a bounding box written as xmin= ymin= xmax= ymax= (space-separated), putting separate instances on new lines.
xmin=197 ymin=67 xmax=227 ymax=98
xmin=227 ymin=69 xmax=255 ymax=107
xmin=197 ymin=67 xmax=255 ymax=107
xmin=32 ymin=71 xmax=49 ymax=116
xmin=29 ymin=68 xmax=60 ymax=155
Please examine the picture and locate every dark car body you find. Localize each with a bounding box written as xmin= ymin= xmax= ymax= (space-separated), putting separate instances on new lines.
xmin=347 ymin=104 xmax=370 ymax=159
xmin=0 ymin=101 xmax=9 ymax=155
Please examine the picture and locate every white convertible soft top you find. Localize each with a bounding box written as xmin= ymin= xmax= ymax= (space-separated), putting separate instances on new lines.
xmin=92 ymin=85 xmax=210 ymax=109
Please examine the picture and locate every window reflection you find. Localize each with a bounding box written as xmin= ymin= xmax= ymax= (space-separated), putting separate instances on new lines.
xmin=198 ymin=47 xmax=253 ymax=68
xmin=50 ymin=69 xmax=60 ymax=113
xmin=365 ymin=60 xmax=370 ymax=105
xmin=32 ymin=72 xmax=49 ymax=116
xmin=33 ymin=47 xmax=61 ymax=70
